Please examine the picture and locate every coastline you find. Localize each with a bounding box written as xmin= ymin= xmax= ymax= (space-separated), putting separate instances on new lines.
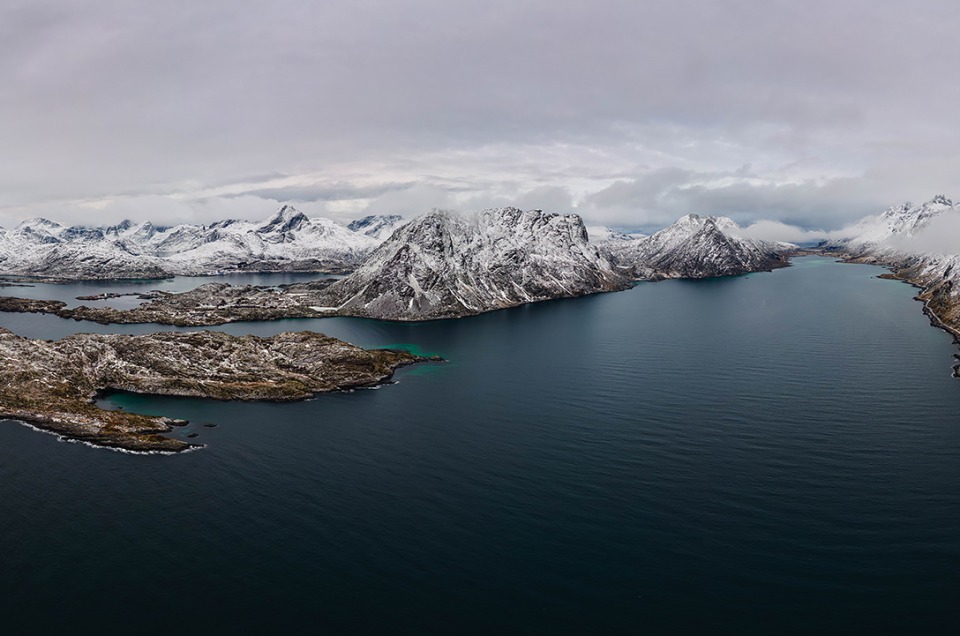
xmin=857 ymin=262 xmax=960 ymax=377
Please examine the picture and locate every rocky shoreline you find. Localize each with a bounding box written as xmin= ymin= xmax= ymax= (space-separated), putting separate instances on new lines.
xmin=0 ymin=327 xmax=434 ymax=452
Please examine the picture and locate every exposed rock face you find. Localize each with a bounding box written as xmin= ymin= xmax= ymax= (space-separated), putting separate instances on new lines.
xmin=318 ymin=208 xmax=632 ymax=320
xmin=0 ymin=328 xmax=424 ymax=452
xmin=603 ymin=214 xmax=791 ymax=279
xmin=0 ymin=206 xmax=390 ymax=280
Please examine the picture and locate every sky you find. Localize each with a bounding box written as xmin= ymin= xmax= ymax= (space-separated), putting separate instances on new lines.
xmin=3 ymin=0 xmax=960 ymax=237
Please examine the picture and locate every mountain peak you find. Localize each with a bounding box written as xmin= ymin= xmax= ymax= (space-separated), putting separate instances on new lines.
xmin=258 ymin=205 xmax=309 ymax=234
xmin=16 ymin=217 xmax=63 ymax=230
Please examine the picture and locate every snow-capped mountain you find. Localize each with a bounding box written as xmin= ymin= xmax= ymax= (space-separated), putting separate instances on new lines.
xmin=0 ymin=205 xmax=385 ymax=279
xmin=603 ymin=214 xmax=791 ymax=279
xmin=140 ymin=205 xmax=379 ymax=274
xmin=347 ymin=214 xmax=407 ymax=241
xmin=319 ymin=207 xmax=632 ymax=320
xmin=837 ymin=195 xmax=955 ymax=255
xmin=0 ymin=219 xmax=170 ymax=279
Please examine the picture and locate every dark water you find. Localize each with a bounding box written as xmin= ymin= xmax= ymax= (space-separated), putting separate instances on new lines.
xmin=2 ymin=257 xmax=959 ymax=635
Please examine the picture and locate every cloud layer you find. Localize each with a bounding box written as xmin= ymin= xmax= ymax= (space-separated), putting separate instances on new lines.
xmin=3 ymin=0 xmax=960 ymax=230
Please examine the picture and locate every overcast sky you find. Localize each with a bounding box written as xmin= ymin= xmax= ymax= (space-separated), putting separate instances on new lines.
xmin=2 ymin=0 xmax=959 ymax=234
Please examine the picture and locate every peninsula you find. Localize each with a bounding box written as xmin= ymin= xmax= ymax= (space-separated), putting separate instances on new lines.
xmin=0 ymin=327 xmax=428 ymax=452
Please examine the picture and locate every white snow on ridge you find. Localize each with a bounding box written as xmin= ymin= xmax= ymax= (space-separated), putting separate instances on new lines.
xmin=601 ymin=214 xmax=791 ymax=279
xmin=839 ymin=195 xmax=956 ymax=254
xmin=0 ymin=206 xmax=407 ymax=279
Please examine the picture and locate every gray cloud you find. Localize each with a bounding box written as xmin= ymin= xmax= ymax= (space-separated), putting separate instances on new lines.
xmin=2 ymin=0 xmax=959 ymax=230
xmin=235 ymin=181 xmax=418 ymax=204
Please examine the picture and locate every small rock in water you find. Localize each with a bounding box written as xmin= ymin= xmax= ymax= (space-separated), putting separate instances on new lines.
xmin=186 ymin=433 xmax=199 ymax=439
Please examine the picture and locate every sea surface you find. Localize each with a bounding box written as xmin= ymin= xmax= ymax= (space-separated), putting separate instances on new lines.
xmin=1 ymin=257 xmax=958 ymax=634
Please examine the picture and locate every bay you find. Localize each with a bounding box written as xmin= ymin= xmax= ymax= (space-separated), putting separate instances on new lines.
xmin=1 ymin=256 xmax=958 ymax=634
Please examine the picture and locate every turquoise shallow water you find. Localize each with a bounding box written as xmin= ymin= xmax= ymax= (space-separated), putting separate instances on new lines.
xmin=1 ymin=257 xmax=959 ymax=634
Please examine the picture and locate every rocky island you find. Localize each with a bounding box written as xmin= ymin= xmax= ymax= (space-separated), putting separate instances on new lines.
xmin=0 ymin=327 xmax=428 ymax=452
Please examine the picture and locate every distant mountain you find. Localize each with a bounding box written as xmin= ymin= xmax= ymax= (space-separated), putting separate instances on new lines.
xmin=603 ymin=214 xmax=791 ymax=279
xmin=320 ymin=207 xmax=631 ymax=320
xmin=0 ymin=206 xmax=387 ymax=279
xmin=832 ymin=195 xmax=955 ymax=255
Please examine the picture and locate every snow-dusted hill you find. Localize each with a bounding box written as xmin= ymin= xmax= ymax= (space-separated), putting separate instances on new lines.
xmin=603 ymin=214 xmax=791 ymax=279
xmin=0 ymin=206 xmax=393 ymax=279
xmin=320 ymin=207 xmax=632 ymax=320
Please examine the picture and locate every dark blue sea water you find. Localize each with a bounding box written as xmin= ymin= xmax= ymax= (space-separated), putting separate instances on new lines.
xmin=1 ymin=257 xmax=959 ymax=634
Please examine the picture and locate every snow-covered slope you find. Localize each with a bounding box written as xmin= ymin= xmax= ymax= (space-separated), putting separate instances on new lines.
xmin=0 ymin=206 xmax=384 ymax=279
xmin=0 ymin=219 xmax=170 ymax=279
xmin=837 ymin=195 xmax=955 ymax=255
xmin=320 ymin=207 xmax=632 ymax=320
xmin=144 ymin=206 xmax=379 ymax=274
xmin=604 ymin=214 xmax=790 ymax=279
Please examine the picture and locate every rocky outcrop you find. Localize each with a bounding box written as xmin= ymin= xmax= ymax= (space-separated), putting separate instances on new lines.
xmin=0 ymin=328 xmax=425 ymax=452
xmin=603 ymin=214 xmax=791 ymax=279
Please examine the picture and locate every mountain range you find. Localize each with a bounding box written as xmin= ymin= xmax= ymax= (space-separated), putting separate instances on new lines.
xmin=0 ymin=206 xmax=405 ymax=279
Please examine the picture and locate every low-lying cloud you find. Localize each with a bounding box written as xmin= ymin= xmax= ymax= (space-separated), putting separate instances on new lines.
xmin=888 ymin=210 xmax=960 ymax=256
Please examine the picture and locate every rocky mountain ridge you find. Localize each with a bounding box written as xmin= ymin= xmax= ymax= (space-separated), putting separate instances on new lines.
xmin=0 ymin=208 xmax=800 ymax=324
